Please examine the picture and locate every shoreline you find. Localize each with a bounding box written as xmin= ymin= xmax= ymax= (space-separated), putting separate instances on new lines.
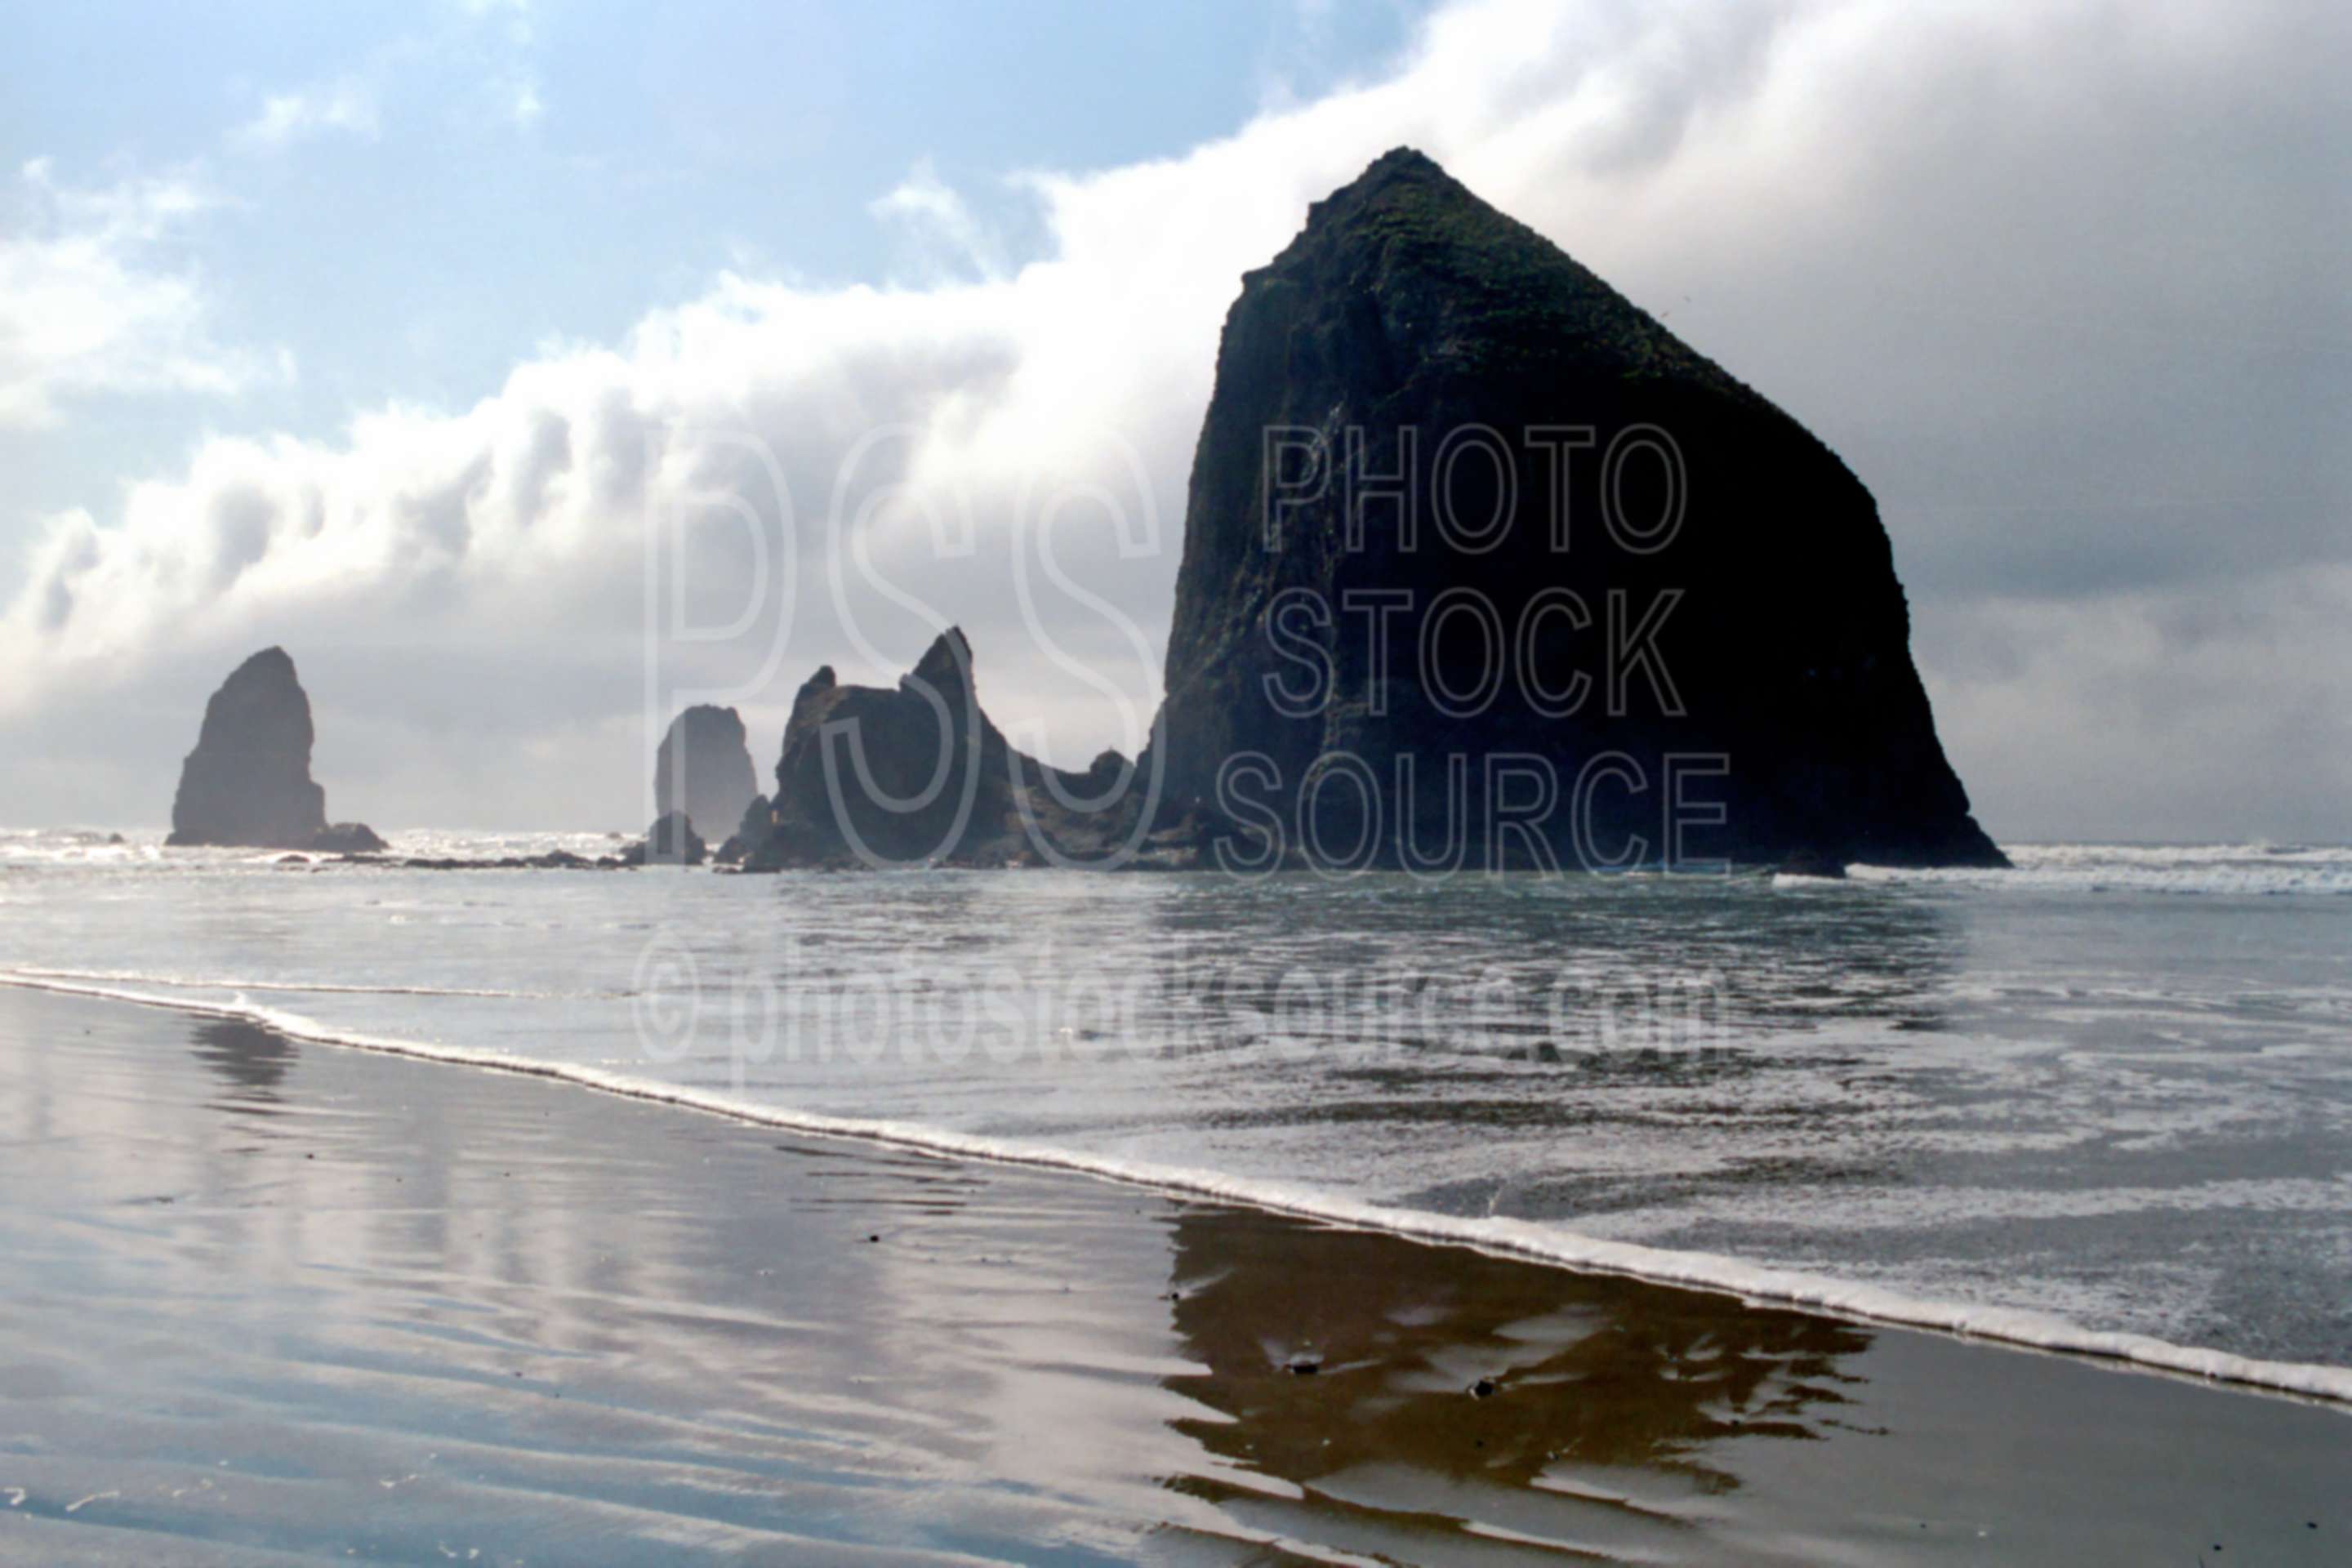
xmin=5 ymin=966 xmax=2346 ymax=1410
xmin=2 ymin=982 xmax=2345 ymax=1563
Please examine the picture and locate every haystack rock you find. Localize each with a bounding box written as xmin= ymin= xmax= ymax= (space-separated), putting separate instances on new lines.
xmin=1152 ymin=148 xmax=2004 ymax=869
xmin=737 ymin=629 xmax=1151 ymax=870
xmin=653 ymin=705 xmax=758 ymax=840
xmin=167 ymin=648 xmax=383 ymax=852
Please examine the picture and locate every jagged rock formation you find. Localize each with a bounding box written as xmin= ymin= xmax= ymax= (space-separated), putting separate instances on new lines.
xmin=653 ymin=705 xmax=758 ymax=840
xmin=167 ymin=648 xmax=383 ymax=852
xmin=715 ymin=794 xmax=773 ymax=864
xmin=1152 ymin=148 xmax=2003 ymax=869
xmin=735 ymin=630 xmax=1176 ymax=870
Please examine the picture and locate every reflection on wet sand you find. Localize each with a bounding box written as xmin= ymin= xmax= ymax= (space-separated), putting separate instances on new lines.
xmin=1165 ymin=1210 xmax=1870 ymax=1486
xmin=189 ymin=1017 xmax=296 ymax=1099
xmin=0 ymin=983 xmax=2340 ymax=1567
xmin=1156 ymin=1206 xmax=1873 ymax=1561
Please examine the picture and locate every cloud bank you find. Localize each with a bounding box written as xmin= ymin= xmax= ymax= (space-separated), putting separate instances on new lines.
xmin=5 ymin=0 xmax=2345 ymax=839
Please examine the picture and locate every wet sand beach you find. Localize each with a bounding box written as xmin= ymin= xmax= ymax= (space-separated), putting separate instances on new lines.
xmin=0 ymin=983 xmax=2342 ymax=1565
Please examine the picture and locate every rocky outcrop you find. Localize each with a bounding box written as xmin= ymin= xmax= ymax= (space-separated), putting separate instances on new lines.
xmin=653 ymin=705 xmax=758 ymax=840
xmin=167 ymin=648 xmax=382 ymax=852
xmin=621 ymin=809 xmax=706 ymax=866
xmin=311 ymin=822 xmax=388 ymax=855
xmin=346 ymin=849 xmax=631 ymax=871
xmin=1151 ymin=148 xmax=2003 ymax=869
xmin=715 ymin=794 xmax=773 ymax=864
xmin=1775 ymin=848 xmax=1849 ymax=880
xmin=736 ymin=630 xmax=1164 ymax=870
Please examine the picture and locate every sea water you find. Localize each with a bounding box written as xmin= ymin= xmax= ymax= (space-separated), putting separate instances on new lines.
xmin=2 ymin=832 xmax=2346 ymax=1394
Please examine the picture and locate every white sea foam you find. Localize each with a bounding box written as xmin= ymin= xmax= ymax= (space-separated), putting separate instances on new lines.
xmin=7 ymin=967 xmax=2348 ymax=1410
xmin=0 ymin=826 xmax=622 ymax=868
xmin=5 ymin=964 xmax=609 ymax=1001
xmin=1572 ymin=1175 xmax=2352 ymax=1236
xmin=1854 ymin=842 xmax=2352 ymax=897
xmin=13 ymin=830 xmax=2342 ymax=894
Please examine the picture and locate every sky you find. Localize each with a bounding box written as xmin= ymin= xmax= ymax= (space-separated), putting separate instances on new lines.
xmin=2 ymin=0 xmax=2345 ymax=842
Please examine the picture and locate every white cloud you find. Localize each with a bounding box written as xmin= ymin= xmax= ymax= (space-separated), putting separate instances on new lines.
xmin=2 ymin=0 xmax=2344 ymax=835
xmin=233 ymin=78 xmax=382 ymax=151
xmin=869 ymin=158 xmax=1004 ymax=281
xmin=0 ymin=160 xmax=284 ymax=427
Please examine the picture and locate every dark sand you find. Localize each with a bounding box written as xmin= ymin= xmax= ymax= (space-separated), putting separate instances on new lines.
xmin=0 ymin=985 xmax=2342 ymax=1565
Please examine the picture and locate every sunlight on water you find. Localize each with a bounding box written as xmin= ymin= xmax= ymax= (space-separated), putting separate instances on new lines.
xmin=3 ymin=830 xmax=2348 ymax=1371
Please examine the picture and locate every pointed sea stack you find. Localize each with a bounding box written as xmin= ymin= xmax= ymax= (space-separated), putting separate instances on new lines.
xmin=747 ymin=630 xmax=1013 ymax=867
xmin=1152 ymin=149 xmax=2003 ymax=868
xmin=653 ymin=704 xmax=758 ymax=840
xmin=737 ymin=630 xmax=1148 ymax=870
xmin=167 ymin=648 xmax=382 ymax=851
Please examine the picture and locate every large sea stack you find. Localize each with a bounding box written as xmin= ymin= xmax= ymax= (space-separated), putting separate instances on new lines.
xmin=167 ymin=648 xmax=383 ymax=852
xmin=653 ymin=705 xmax=758 ymax=840
xmin=1152 ymin=149 xmax=2003 ymax=868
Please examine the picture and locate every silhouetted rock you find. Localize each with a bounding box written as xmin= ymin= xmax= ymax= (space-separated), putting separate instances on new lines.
xmin=352 ymin=849 xmax=630 ymax=871
xmin=737 ymin=631 xmax=1151 ymax=870
xmin=313 ymin=822 xmax=388 ymax=855
xmin=654 ymin=705 xmax=757 ymax=840
xmin=623 ymin=809 xmax=706 ymax=866
xmin=1776 ymin=848 xmax=1849 ymax=880
xmin=167 ymin=648 xmax=381 ymax=852
xmin=1152 ymin=149 xmax=2004 ymax=870
xmin=715 ymin=793 xmax=773 ymax=864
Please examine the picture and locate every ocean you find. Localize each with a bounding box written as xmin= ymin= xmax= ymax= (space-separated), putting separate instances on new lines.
xmin=4 ymin=832 xmax=2346 ymax=1398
